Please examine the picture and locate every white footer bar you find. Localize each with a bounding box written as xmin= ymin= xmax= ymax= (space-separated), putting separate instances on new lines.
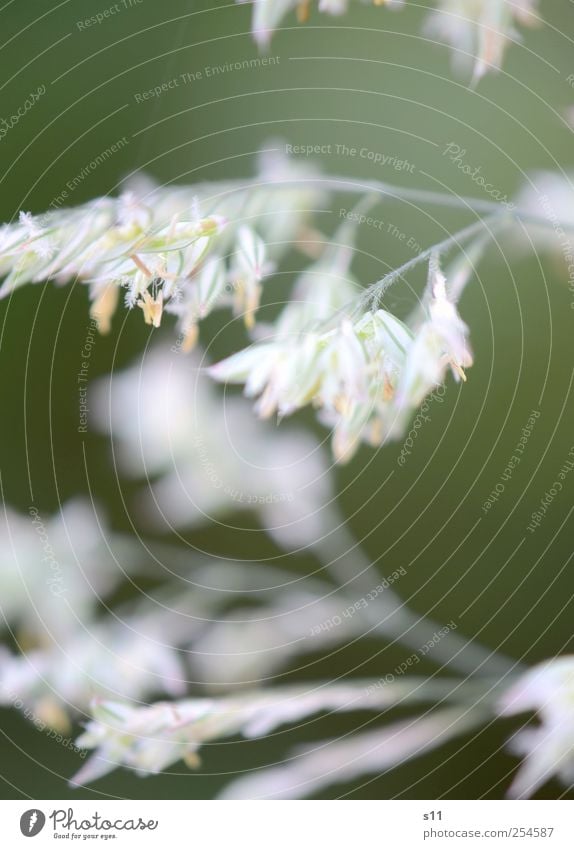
xmin=1 ymin=800 xmax=572 ymax=848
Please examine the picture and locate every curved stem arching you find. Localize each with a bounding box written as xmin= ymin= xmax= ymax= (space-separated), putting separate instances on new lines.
xmin=311 ymin=513 xmax=521 ymax=680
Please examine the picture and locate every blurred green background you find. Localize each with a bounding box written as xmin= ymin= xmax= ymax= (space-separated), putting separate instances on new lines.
xmin=1 ymin=0 xmax=573 ymax=799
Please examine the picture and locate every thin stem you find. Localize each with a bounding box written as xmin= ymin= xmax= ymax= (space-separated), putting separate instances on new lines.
xmin=334 ymin=178 xmax=507 ymax=216
xmin=312 ymin=515 xmax=522 ymax=680
xmin=357 ymin=212 xmax=509 ymax=313
xmin=150 ymin=174 xmax=573 ymax=235
xmin=277 ymin=175 xmax=574 ymax=233
xmin=17 ymin=174 xmax=570 ymax=237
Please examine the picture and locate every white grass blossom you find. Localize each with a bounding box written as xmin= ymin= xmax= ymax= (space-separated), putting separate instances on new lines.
xmin=189 ymin=586 xmax=366 ymax=688
xmin=425 ymin=0 xmax=539 ymax=82
xmin=222 ymin=706 xmax=482 ymax=799
xmin=0 ymin=151 xmax=561 ymax=469
xmin=237 ymin=0 xmax=405 ymax=49
xmin=237 ymin=0 xmax=536 ymax=80
xmin=70 ymin=660 xmax=574 ymax=799
xmin=513 ymin=171 xmax=574 ymax=261
xmin=0 ymin=0 xmax=570 ymax=808
xmin=0 ymin=146 xmax=322 ymax=345
xmin=70 ymin=676 xmax=470 ymax=786
xmin=93 ymin=345 xmax=332 ymax=549
xmin=0 ymin=625 xmax=186 ymax=731
xmin=499 ymin=656 xmax=574 ymax=799
xmin=8 ymin=498 xmax=482 ymax=728
xmin=0 ymin=535 xmax=196 ymax=724
xmin=0 ymin=559 xmax=344 ymax=725
xmin=0 ymin=193 xmax=224 ymax=332
xmin=3 ymin=498 xmax=557 ymax=799
xmin=0 ymin=500 xmax=132 ymax=645
xmin=210 ymin=253 xmax=472 ymax=462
